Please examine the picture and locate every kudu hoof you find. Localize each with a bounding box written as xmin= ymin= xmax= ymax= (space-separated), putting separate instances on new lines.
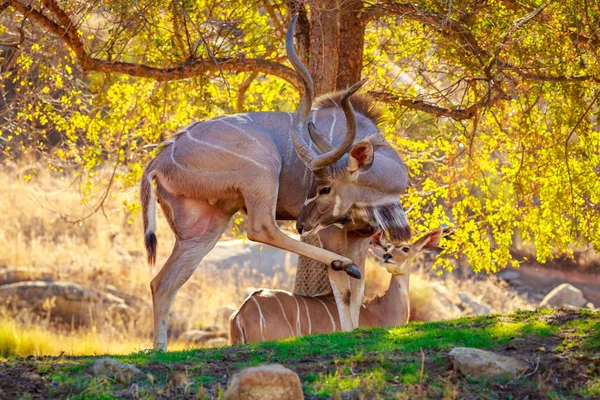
xmin=331 ymin=260 xmax=344 ymax=271
xmin=344 ymin=264 xmax=362 ymax=280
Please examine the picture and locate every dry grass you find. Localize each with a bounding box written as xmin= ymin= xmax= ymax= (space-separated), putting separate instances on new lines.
xmin=0 ymin=168 xmax=294 ymax=356
xmin=0 ymin=168 xmax=531 ymax=356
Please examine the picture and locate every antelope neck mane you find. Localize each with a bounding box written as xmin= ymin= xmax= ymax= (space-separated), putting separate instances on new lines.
xmin=313 ymin=92 xmax=384 ymax=126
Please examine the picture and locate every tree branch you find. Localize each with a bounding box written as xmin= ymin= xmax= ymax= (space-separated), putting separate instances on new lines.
xmin=8 ymin=0 xmax=302 ymax=89
xmin=236 ymin=71 xmax=258 ymax=112
xmin=369 ymin=90 xmax=509 ymax=120
xmin=369 ymin=1 xmax=600 ymax=84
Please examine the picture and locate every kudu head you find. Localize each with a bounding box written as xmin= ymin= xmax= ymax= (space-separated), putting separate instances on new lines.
xmin=369 ymin=227 xmax=445 ymax=274
xmin=286 ymin=15 xmax=411 ymax=242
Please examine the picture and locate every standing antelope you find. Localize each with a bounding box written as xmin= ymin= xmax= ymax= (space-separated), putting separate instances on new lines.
xmin=229 ymin=228 xmax=443 ymax=344
xmin=140 ymin=16 xmax=410 ymax=351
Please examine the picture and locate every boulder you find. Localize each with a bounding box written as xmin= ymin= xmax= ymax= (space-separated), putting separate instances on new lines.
xmin=92 ymin=358 xmax=143 ymax=383
xmin=0 ymin=281 xmax=130 ymax=325
xmin=538 ymin=283 xmax=587 ymax=309
xmin=410 ymin=282 xmax=461 ymax=322
xmin=449 ymin=347 xmax=529 ymax=379
xmin=206 ymin=337 xmax=228 ymax=347
xmin=216 ymin=306 xmax=237 ymax=325
xmin=223 ymin=364 xmax=303 ymax=400
xmin=180 ymin=329 xmax=228 ymax=345
xmin=499 ymin=270 xmax=522 ymax=281
xmin=0 ymin=267 xmax=53 ymax=285
xmin=458 ymin=292 xmax=492 ymax=316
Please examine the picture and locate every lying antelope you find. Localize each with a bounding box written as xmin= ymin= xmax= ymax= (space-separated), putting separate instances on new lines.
xmin=229 ymin=228 xmax=443 ymax=344
xmin=141 ymin=16 xmax=410 ymax=351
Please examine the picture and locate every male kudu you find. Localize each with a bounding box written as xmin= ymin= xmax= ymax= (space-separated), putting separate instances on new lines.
xmin=141 ymin=16 xmax=410 ymax=350
xmin=229 ymin=228 xmax=444 ymax=344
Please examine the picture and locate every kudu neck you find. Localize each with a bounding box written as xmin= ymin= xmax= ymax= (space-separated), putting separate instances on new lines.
xmin=366 ymin=270 xmax=410 ymax=327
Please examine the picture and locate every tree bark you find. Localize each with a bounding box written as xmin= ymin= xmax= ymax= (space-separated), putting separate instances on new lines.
xmin=308 ymin=0 xmax=340 ymax=95
xmin=336 ymin=0 xmax=365 ymax=90
xmin=287 ymin=0 xmax=311 ymax=66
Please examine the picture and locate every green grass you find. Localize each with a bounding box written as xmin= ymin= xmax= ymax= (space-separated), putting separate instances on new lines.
xmin=4 ymin=309 xmax=599 ymax=399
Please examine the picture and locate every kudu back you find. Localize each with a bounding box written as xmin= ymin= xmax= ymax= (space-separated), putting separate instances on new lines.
xmin=140 ymin=16 xmax=410 ymax=350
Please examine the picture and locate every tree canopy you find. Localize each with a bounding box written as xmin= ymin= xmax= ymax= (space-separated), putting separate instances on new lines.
xmin=1 ymin=0 xmax=599 ymax=272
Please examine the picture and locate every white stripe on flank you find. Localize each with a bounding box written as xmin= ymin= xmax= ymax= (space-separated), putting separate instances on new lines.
xmin=274 ymin=295 xmax=295 ymax=337
xmin=251 ymin=297 xmax=266 ymax=341
xmin=315 ymin=298 xmax=336 ymax=331
xmin=185 ymin=131 xmax=269 ymax=170
xmin=292 ymin=296 xmax=302 ymax=335
xmin=218 ymin=119 xmax=275 ymax=160
xmin=286 ymin=112 xmax=294 ymax=163
xmin=146 ymin=174 xmax=156 ymax=234
xmin=328 ymin=114 xmax=337 ymax=143
xmin=170 ymin=141 xmax=183 ymax=169
xmin=300 ymin=297 xmax=312 ymax=334
xmin=236 ymin=314 xmax=245 ymax=344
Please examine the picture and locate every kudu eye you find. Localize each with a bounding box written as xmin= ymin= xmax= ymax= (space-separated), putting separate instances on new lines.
xmin=401 ymin=246 xmax=410 ymax=253
xmin=319 ymin=187 xmax=331 ymax=195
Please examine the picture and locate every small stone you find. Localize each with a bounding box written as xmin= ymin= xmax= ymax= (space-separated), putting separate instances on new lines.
xmin=223 ymin=364 xmax=303 ymax=400
xmin=92 ymin=358 xmax=143 ymax=383
xmin=538 ymin=283 xmax=587 ymax=309
xmin=166 ymin=371 xmax=190 ymax=388
xmin=449 ymin=347 xmax=529 ymax=379
xmin=21 ymin=371 xmax=43 ymax=382
xmin=586 ymin=302 xmax=595 ymax=309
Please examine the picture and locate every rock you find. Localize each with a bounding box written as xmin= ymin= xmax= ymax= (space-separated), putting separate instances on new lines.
xmin=202 ymin=238 xmax=298 ymax=279
xmin=499 ymin=270 xmax=522 ymax=281
xmin=449 ymin=347 xmax=529 ymax=379
xmin=0 ymin=281 xmax=130 ymax=325
xmin=538 ymin=283 xmax=587 ymax=309
xmin=431 ymin=284 xmax=461 ymax=313
xmin=216 ymin=306 xmax=237 ymax=325
xmin=206 ymin=337 xmax=228 ymax=347
xmin=92 ymin=358 xmax=143 ymax=383
xmin=0 ymin=267 xmax=53 ymax=285
xmin=180 ymin=329 xmax=227 ymax=345
xmin=458 ymin=292 xmax=492 ymax=316
xmin=223 ymin=364 xmax=303 ymax=400
xmin=410 ymin=282 xmax=461 ymax=322
xmin=586 ymin=302 xmax=595 ymax=309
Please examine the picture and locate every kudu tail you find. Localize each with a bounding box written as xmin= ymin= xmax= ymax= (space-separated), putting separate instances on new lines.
xmin=141 ymin=171 xmax=157 ymax=266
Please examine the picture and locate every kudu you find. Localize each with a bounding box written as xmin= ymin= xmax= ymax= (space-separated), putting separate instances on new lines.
xmin=140 ymin=16 xmax=410 ymax=350
xmin=229 ymin=228 xmax=444 ymax=344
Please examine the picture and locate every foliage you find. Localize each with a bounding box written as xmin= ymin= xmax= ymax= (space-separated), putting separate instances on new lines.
xmin=1 ymin=0 xmax=599 ymax=271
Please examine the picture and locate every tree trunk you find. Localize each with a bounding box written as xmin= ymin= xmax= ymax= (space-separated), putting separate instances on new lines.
xmin=308 ymin=0 xmax=340 ymax=95
xmin=336 ymin=0 xmax=364 ymax=90
xmin=287 ymin=1 xmax=311 ymax=66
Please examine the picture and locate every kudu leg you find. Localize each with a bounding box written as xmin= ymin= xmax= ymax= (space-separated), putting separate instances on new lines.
xmin=150 ymin=208 xmax=230 ymax=351
xmin=243 ymin=194 xmax=359 ymax=277
xmin=320 ymin=227 xmax=367 ymax=332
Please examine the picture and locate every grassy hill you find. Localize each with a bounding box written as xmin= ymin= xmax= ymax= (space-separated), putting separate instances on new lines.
xmin=1 ymin=309 xmax=599 ymax=399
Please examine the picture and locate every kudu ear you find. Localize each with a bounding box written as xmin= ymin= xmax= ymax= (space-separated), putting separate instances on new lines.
xmin=413 ymin=227 xmax=444 ymax=253
xmin=347 ymin=141 xmax=374 ymax=176
xmin=370 ymin=230 xmax=385 ymax=248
